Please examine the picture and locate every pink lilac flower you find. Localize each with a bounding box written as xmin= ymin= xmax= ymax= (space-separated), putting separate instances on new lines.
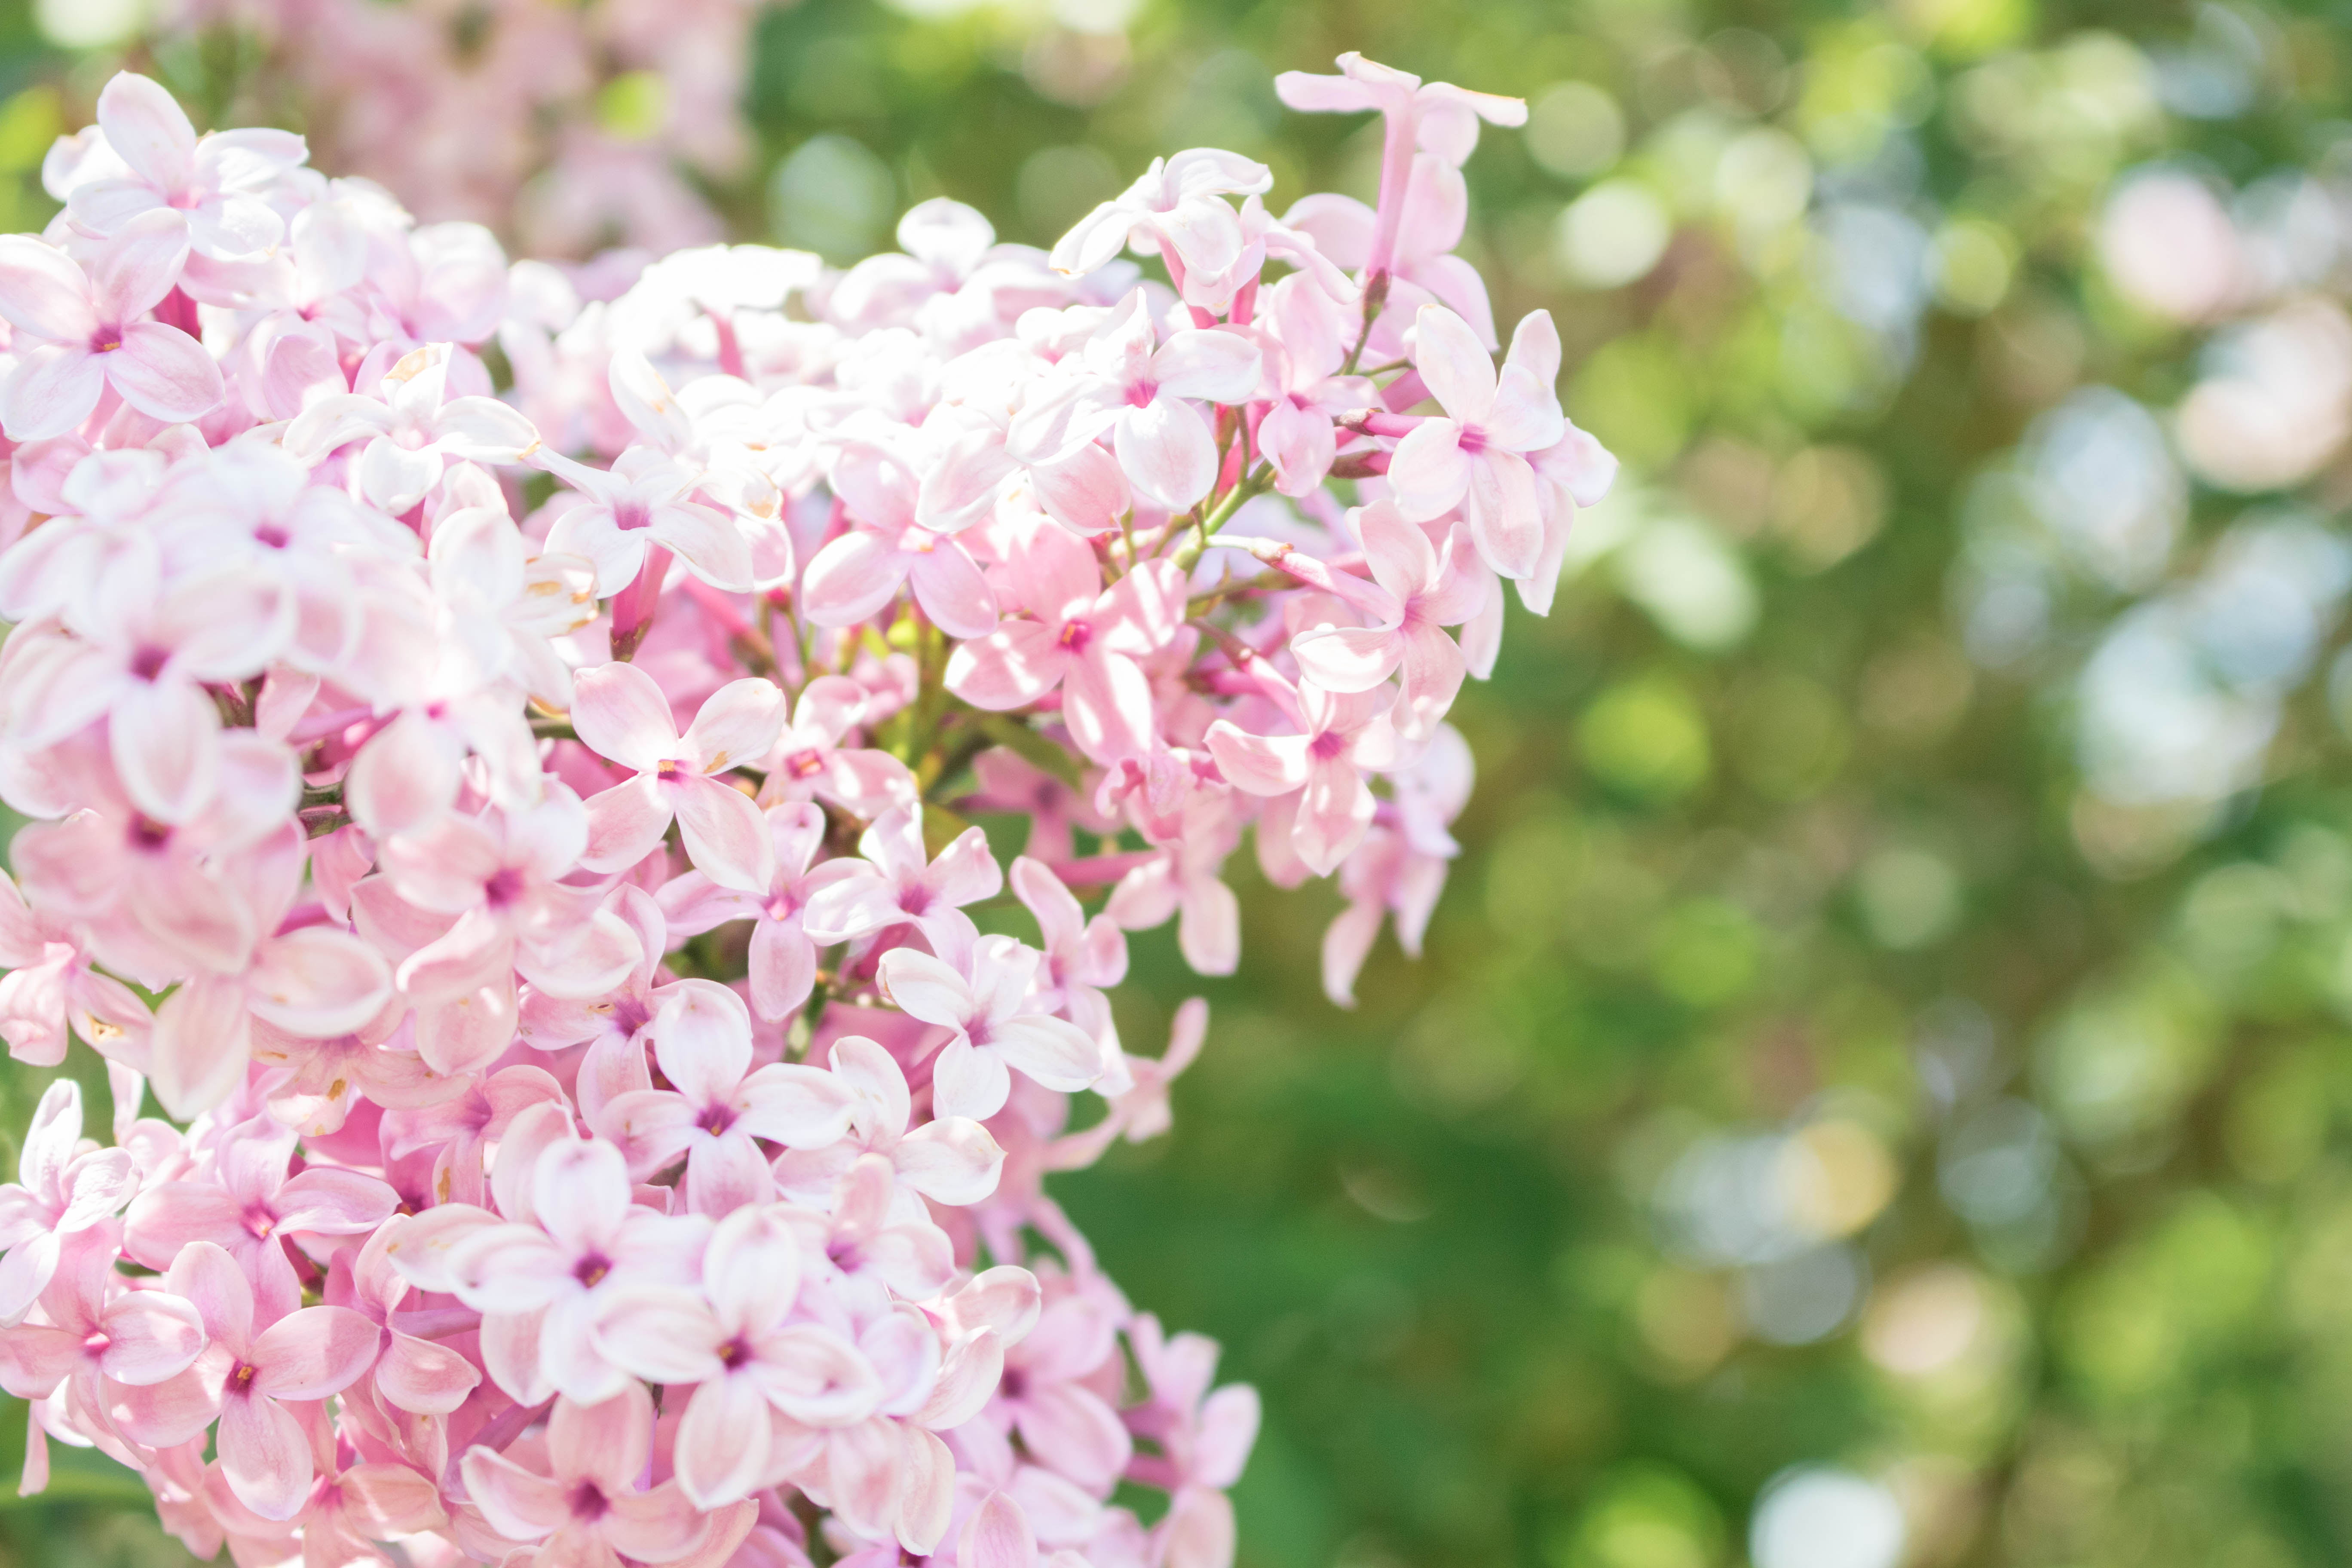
xmin=1289 ymin=503 xmax=1485 ymax=739
xmin=163 ymin=1238 xmax=383 ymax=1521
xmin=801 ymin=804 xmax=1004 ymax=968
xmin=597 ymin=978 xmax=855 ymax=1214
xmin=772 ymin=1034 xmax=1004 ymax=1210
xmin=0 ymin=209 xmax=221 ymax=439
xmin=877 ymin=937 xmax=1102 ymax=1122
xmin=61 ymin=71 xmax=307 ymax=262
xmin=1386 ymin=305 xmax=1566 ymax=580
xmin=460 ymin=1381 xmax=715 ymax=1565
xmin=754 ymin=674 xmax=919 ymax=817
xmin=659 ymin=802 xmax=861 ymax=1021
xmin=569 ymin=660 xmax=783 ymax=890
xmin=946 ymin=523 xmax=1185 ymax=762
xmin=0 ymin=1078 xmax=136 ymax=1323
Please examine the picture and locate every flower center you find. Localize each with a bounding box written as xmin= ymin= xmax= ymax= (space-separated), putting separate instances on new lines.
xmin=697 ymin=1102 xmax=737 ymax=1136
xmin=613 ymin=500 xmax=652 ymax=531
xmin=1309 ymin=729 xmax=1347 ymax=760
xmin=717 ymin=1336 xmax=753 ymax=1370
xmin=573 ymin=1253 xmax=612 ymax=1289
xmin=81 ymin=1331 xmax=110 ymax=1357
xmin=483 ymin=867 xmax=525 ymax=909
xmin=568 ymin=1480 xmax=610 ymax=1522
xmin=129 ymin=816 xmax=173 ymax=851
xmin=243 ymin=1207 xmax=277 ymax=1239
xmin=1126 ymin=381 xmax=1157 ymax=409
xmin=1057 ymin=619 xmax=1093 ymax=652
xmin=254 ymin=524 xmax=290 ymax=549
xmin=230 ymin=1362 xmax=258 ymax=1393
xmin=785 ymin=747 xmax=826 ymax=779
xmin=89 ymin=330 xmax=122 ymax=355
xmin=128 ymin=645 xmax=169 ymax=682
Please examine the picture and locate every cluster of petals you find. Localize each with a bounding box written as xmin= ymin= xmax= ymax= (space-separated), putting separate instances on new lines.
xmin=0 ymin=55 xmax=1610 ymax=1568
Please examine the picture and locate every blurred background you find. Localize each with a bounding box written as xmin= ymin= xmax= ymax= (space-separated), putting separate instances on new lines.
xmin=6 ymin=0 xmax=2352 ymax=1564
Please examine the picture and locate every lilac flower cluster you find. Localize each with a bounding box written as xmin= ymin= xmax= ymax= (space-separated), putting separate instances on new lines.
xmin=0 ymin=55 xmax=1611 ymax=1568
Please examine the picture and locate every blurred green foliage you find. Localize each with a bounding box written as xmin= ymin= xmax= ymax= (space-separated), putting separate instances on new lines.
xmin=13 ymin=0 xmax=2352 ymax=1565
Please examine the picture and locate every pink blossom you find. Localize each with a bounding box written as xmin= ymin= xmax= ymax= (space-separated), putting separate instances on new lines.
xmin=598 ymin=977 xmax=855 ymax=1214
xmin=802 ymin=805 xmax=1003 ymax=968
xmin=802 ymin=440 xmax=1000 ymax=639
xmin=0 ymin=210 xmax=221 ymax=439
xmin=0 ymin=1231 xmax=206 ymax=1428
xmin=322 ymin=1215 xmax=484 ymax=1415
xmin=1008 ymin=291 xmax=1261 ymax=512
xmin=570 ymin=660 xmax=783 ymax=890
xmin=442 ymin=1133 xmax=710 ymax=1403
xmin=0 ymin=1079 xmax=137 ymax=1324
xmin=1273 ymin=53 xmax=1526 ymax=280
xmin=754 ymin=675 xmax=920 ymax=819
xmin=1386 ymin=305 xmax=1566 ymax=580
xmin=1290 ymin=504 xmax=1485 ymax=738
xmin=0 ymin=869 xmax=152 ymax=1069
xmin=283 ymin=342 xmax=540 ymax=514
xmin=1206 ymin=683 xmax=1400 ymax=877
xmin=460 ymin=1381 xmax=714 ymax=1565
xmin=541 ymin=443 xmax=754 ymax=595
xmin=878 ymin=937 xmax=1102 ymax=1122
xmin=61 ymin=72 xmax=307 ymax=262
xmin=124 ymin=1115 xmax=399 ymax=1321
xmin=164 ymin=1238 xmax=382 ymax=1520
xmin=772 ymin=1035 xmax=1004 ymax=1210
xmin=660 ymin=802 xmax=861 ymax=1021
xmin=1048 ymin=150 xmax=1274 ymax=282
xmin=947 ymin=524 xmax=1185 ymax=762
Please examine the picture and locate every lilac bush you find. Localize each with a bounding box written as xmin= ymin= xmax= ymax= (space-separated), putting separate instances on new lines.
xmin=0 ymin=55 xmax=1611 ymax=1568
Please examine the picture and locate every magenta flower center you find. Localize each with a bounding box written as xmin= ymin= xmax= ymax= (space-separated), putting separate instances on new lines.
xmin=612 ymin=500 xmax=652 ymax=531
xmin=483 ymin=867 xmax=526 ymax=908
xmin=89 ymin=329 xmax=122 ymax=355
xmin=81 ymin=1331 xmax=110 ymax=1357
xmin=242 ymin=1206 xmax=278 ymax=1239
xmin=784 ymin=747 xmax=826 ymax=779
xmin=717 ymin=1336 xmax=753 ymax=1370
xmin=1126 ymin=381 xmax=1157 ymax=408
xmin=1309 ymin=730 xmax=1346 ymax=760
xmin=129 ymin=816 xmax=174 ymax=851
xmin=697 ymin=1101 xmax=737 ymax=1136
xmin=573 ymin=1253 xmax=612 ymax=1289
xmin=128 ymin=645 xmax=169 ymax=682
xmin=1058 ymin=619 xmax=1093 ymax=652
xmin=568 ymin=1480 xmax=610 ymax=1522
xmin=254 ymin=524 xmax=291 ymax=548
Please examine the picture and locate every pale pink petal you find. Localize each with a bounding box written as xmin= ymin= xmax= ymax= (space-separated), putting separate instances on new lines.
xmin=801 ymin=532 xmax=911 ymax=628
xmin=1387 ymin=419 xmax=1472 ymax=523
xmin=217 ymin=1390 xmax=314 ymax=1521
xmin=959 ymin=1491 xmax=1038 ymax=1568
xmin=570 ymin=661 xmax=680 ymax=771
xmin=92 ymin=1289 xmax=204 ymax=1385
xmin=945 ymin=622 xmax=1066 ymax=710
xmin=248 ymin=1304 xmax=380 ymax=1400
xmin=929 ymin=1036 xmax=1010 ymax=1122
xmin=375 ymin=1329 xmax=482 ymax=1415
xmin=95 ymin=73 xmax=196 ymax=192
xmin=876 ymin=949 xmax=972 ymax=1029
xmin=1150 ymin=329 xmax=1262 ymax=402
xmin=245 ymin=926 xmax=393 ymax=1036
xmin=732 ymin=1063 xmax=855 ymax=1147
xmin=551 ymin=1381 xmax=655 ymax=1491
xmin=1014 ymin=1384 xmax=1132 ymax=1493
xmin=605 ymin=1483 xmax=715 ymax=1563
xmin=895 ymin=1118 xmax=1004 ymax=1206
xmin=0 ymin=237 xmax=97 ymax=340
xmin=1461 ymin=449 xmax=1543 ymax=580
xmin=1291 ymin=625 xmax=1401 ymax=693
xmin=747 ymin=918 xmax=818 ymax=1021
xmin=673 ymin=775 xmax=775 ymax=894
xmin=459 ymin=1446 xmax=566 ymax=1542
xmin=1113 ymin=399 xmax=1218 ymax=511
xmin=989 ymin=1016 xmax=1103 ymax=1093
xmin=1411 ymin=304 xmax=1497 ymax=425
xmin=581 ymin=775 xmax=674 ymax=873
xmin=150 ymin=973 xmax=252 ymax=1121
xmin=105 ymin=323 xmax=224 ymax=424
xmin=675 ymin=1374 xmax=772 ymax=1508
xmin=906 ymin=540 xmax=1000 ymax=639
xmin=3 ymin=345 xmax=106 ymax=441
xmin=650 ymin=979 xmax=753 ymax=1103
xmin=1203 ymin=723 xmax=1312 ymax=797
